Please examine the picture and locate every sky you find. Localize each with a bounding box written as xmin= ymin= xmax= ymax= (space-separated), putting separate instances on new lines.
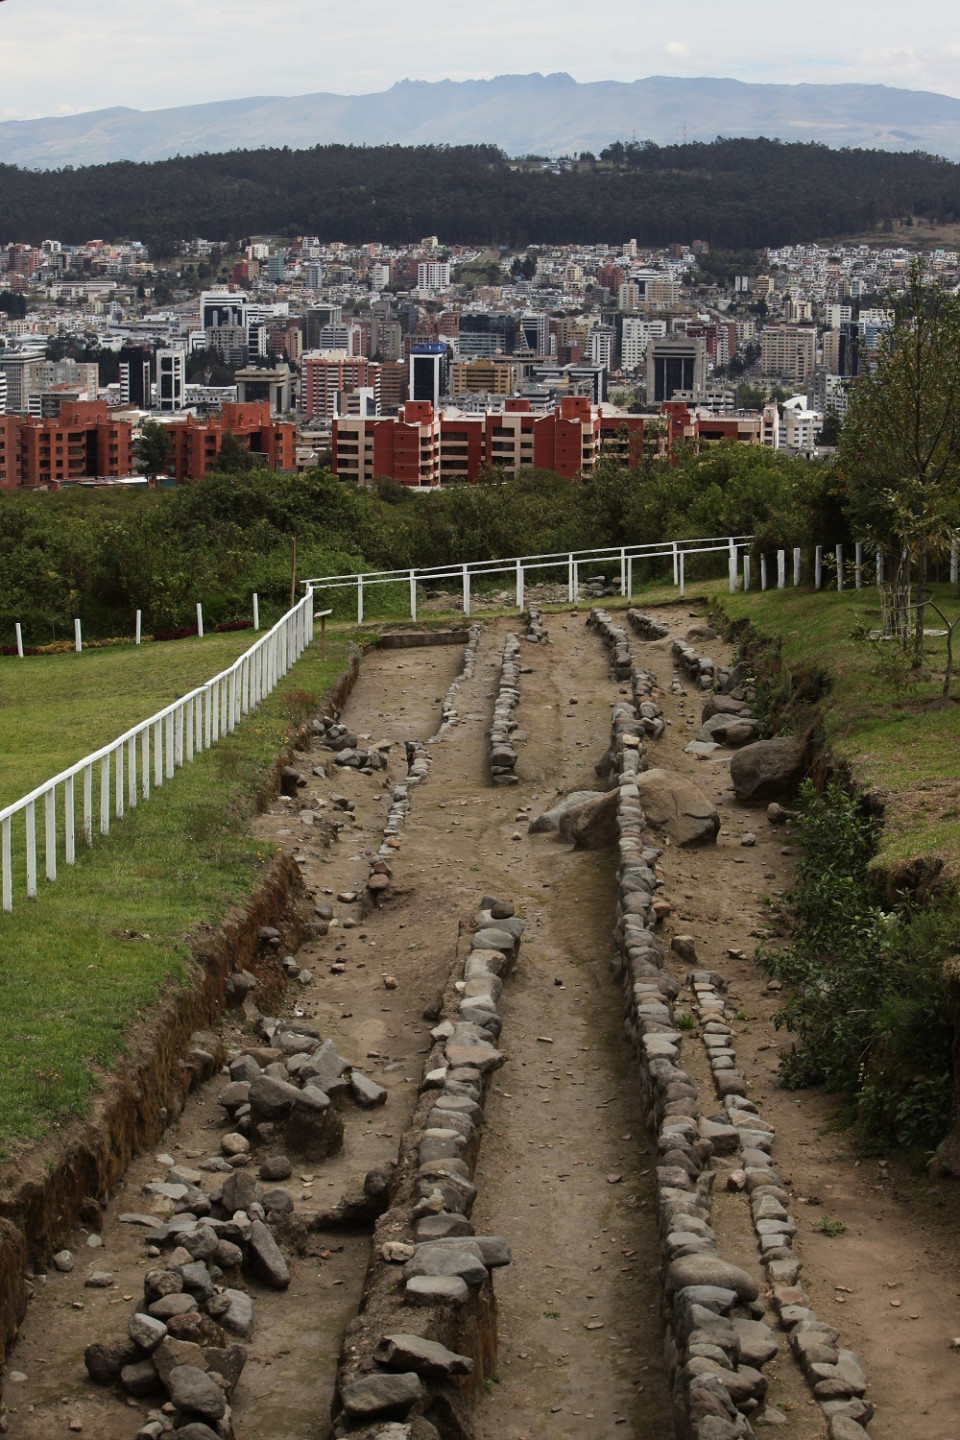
xmin=1 ymin=0 xmax=960 ymax=122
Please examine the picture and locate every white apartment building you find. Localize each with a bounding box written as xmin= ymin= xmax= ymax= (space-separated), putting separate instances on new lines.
xmin=759 ymin=324 xmax=817 ymax=381
xmin=587 ymin=325 xmax=614 ymax=370
xmin=156 ymin=349 xmax=186 ymax=411
xmin=417 ymin=261 xmax=451 ymax=291
xmin=621 ymin=318 xmax=667 ymax=371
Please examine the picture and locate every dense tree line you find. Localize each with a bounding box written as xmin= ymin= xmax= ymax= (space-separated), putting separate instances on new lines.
xmin=0 ymin=447 xmax=841 ymax=644
xmin=2 ymin=139 xmax=960 ymax=252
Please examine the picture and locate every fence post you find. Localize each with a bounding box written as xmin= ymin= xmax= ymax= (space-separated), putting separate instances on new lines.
xmin=679 ymin=550 xmax=686 ymax=598
xmin=115 ymin=745 xmax=124 ymax=819
xmin=100 ymin=757 xmax=110 ymax=835
xmin=45 ymin=788 xmax=56 ymax=882
xmin=83 ymin=763 xmax=93 ymax=842
xmin=462 ymin=565 xmax=471 ymax=618
xmin=71 ymin=618 xmax=81 ymax=653
xmin=567 ymin=553 xmax=575 ymax=604
xmin=728 ymin=545 xmax=738 ymax=594
xmin=175 ymin=703 xmax=184 ymax=764
xmin=620 ymin=547 xmax=626 ymax=596
xmin=135 ymin=609 xmax=142 ymax=645
xmin=128 ymin=735 xmax=137 ymax=807
xmin=794 ymin=547 xmax=802 ymax=586
xmin=25 ymin=800 xmax=36 ymax=900
xmin=777 ymin=550 xmax=786 ymax=589
xmin=357 ymin=576 xmax=364 ymax=625
xmin=743 ymin=555 xmax=751 ymax=592
xmin=952 ymin=539 xmax=958 ymax=585
xmin=409 ymin=570 xmax=417 ymax=623
xmin=196 ymin=603 xmax=204 ymax=639
xmin=1 ymin=817 xmax=10 ymax=913
xmin=154 ymin=718 xmax=164 ymax=786
xmin=573 ymin=561 xmax=579 ymax=606
xmin=141 ymin=728 xmax=151 ymax=800
xmin=672 ymin=541 xmax=679 ymax=586
xmin=64 ymin=773 xmax=75 ymax=865
xmin=515 ymin=560 xmax=524 ymax=611
xmin=253 ymin=593 xmax=260 ymax=632
xmin=836 ymin=544 xmax=844 ymax=592
xmin=815 ymin=545 xmax=823 ymax=590
xmin=14 ymin=623 xmax=23 ymax=659
xmin=760 ymin=555 xmax=768 ymax=591
xmin=855 ymin=542 xmax=863 ymax=590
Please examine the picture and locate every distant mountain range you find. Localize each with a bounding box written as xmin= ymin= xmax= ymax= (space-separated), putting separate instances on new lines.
xmin=3 ymin=73 xmax=960 ymax=170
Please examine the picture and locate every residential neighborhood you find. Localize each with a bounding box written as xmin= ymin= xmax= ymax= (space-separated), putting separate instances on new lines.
xmin=0 ymin=230 xmax=950 ymax=488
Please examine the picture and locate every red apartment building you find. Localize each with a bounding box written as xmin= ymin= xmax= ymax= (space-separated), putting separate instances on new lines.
xmin=302 ymin=354 xmax=382 ymax=420
xmin=162 ymin=402 xmax=296 ymax=483
xmin=14 ymin=401 xmax=133 ymax=488
xmin=332 ymin=397 xmax=657 ymax=487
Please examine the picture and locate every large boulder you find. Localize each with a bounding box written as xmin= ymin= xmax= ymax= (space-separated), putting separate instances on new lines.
xmin=634 ymin=769 xmax=720 ymax=846
xmin=558 ymin=789 xmax=620 ymax=849
xmin=528 ymin=790 xmax=604 ymax=834
xmin=730 ymin=737 xmax=804 ymax=802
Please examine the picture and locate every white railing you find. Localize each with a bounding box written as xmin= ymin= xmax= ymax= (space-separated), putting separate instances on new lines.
xmin=0 ymin=592 xmax=318 ymax=915
xmin=304 ymin=535 xmax=754 ymax=622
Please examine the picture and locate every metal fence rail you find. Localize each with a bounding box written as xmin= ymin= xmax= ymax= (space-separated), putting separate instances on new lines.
xmin=0 ymin=592 xmax=317 ymax=915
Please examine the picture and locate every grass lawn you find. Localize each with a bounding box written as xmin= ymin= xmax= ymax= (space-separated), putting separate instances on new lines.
xmin=0 ymin=632 xmax=262 ymax=810
xmin=0 ymin=627 xmax=352 ymax=1154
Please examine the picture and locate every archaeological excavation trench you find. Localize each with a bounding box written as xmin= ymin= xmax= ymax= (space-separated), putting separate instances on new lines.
xmin=3 ymin=602 xmax=960 ymax=1440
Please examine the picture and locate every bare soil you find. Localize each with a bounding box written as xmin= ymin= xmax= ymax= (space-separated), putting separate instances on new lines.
xmin=3 ymin=608 xmax=960 ymax=1440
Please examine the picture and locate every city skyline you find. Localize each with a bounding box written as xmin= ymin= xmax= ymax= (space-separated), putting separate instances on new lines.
xmin=1 ymin=0 xmax=959 ymax=122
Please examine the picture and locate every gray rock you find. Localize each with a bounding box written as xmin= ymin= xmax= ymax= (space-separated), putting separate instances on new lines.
xmin=375 ymin=1333 xmax=473 ymax=1378
xmin=120 ymin=1358 xmax=162 ymax=1397
xmin=128 ymin=1311 xmax=168 ymax=1351
xmin=84 ymin=1337 xmax=139 ymax=1383
xmin=528 ymin=791 xmax=604 ymax=833
xmin=403 ymin=1245 xmax=488 ymax=1287
xmin=247 ymin=1219 xmax=290 ymax=1289
xmin=634 ymin=768 xmax=720 ymax=846
xmin=167 ymin=1364 xmax=226 ymax=1420
xmin=404 ymin=1274 xmax=470 ymax=1306
xmin=730 ymin=737 xmax=804 ymax=802
xmin=557 ymin=789 xmax=621 ymax=849
xmin=53 ymin=1249 xmax=74 ymax=1272
xmin=341 ymin=1371 xmax=423 ymax=1418
xmin=221 ymin=1170 xmax=262 ymax=1215
xmin=248 ymin=1073 xmax=302 ymax=1119
xmin=169 ymin=1426 xmax=220 ymax=1440
xmin=206 ymin=1288 xmax=254 ymax=1338
xmin=669 ymin=1256 xmax=759 ymax=1301
xmin=351 ymin=1071 xmax=388 ymax=1107
xmin=732 ymin=1317 xmax=780 ymax=1366
xmin=84 ymin=1271 xmax=115 ymax=1288
xmin=415 ymin=1212 xmax=474 ymax=1241
xmin=259 ymin=1155 xmax=293 ymax=1182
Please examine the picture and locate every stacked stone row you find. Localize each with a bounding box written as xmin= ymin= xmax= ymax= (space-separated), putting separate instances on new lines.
xmin=586 ymin=618 xmax=778 ymax=1438
xmin=433 ymin=622 xmax=484 ymax=738
xmin=522 ymin=602 xmax=548 ymax=644
xmin=627 ymin=609 xmax=672 ymax=642
xmin=332 ymin=900 xmax=520 ymax=1435
xmin=586 ymin=607 xmax=633 ymax=679
xmin=690 ymin=977 xmax=873 ymax=1440
xmin=368 ymin=625 xmax=484 ymax=901
xmin=631 ymin=663 xmax=666 ymax=740
xmin=672 ymin=638 xmax=717 ymax=691
xmin=489 ymin=633 xmax=521 ymax=784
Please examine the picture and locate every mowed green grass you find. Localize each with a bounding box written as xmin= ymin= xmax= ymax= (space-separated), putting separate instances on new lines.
xmin=0 ymin=630 xmax=351 ymax=1153
xmin=0 ymin=633 xmax=259 ymax=810
xmin=718 ymin=582 xmax=960 ymax=873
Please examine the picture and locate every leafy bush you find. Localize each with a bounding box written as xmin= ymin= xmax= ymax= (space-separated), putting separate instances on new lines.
xmin=758 ymin=780 xmax=955 ymax=1154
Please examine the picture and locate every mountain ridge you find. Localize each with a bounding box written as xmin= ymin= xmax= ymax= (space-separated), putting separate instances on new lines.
xmin=4 ymin=73 xmax=960 ymax=169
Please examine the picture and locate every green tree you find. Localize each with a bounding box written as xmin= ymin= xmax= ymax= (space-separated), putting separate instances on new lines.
xmin=840 ymin=259 xmax=960 ymax=662
xmin=215 ymin=430 xmax=257 ymax=473
xmin=134 ymin=420 xmax=174 ymax=482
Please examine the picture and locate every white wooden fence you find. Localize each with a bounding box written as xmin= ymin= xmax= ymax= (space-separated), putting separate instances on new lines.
xmin=0 ymin=592 xmax=317 ymax=915
xmin=304 ymin=535 xmax=755 ymax=622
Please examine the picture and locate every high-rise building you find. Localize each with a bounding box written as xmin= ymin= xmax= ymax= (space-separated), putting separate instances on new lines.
xmin=155 ymin=350 xmax=186 ymax=412
xmin=646 ymin=335 xmax=707 ymax=404
xmin=409 ymin=344 xmax=448 ymax=410
xmin=621 ymin=318 xmax=666 ymax=371
xmin=118 ymin=346 xmax=152 ymax=407
xmin=759 ymin=325 xmax=817 ymax=382
xmin=302 ymin=352 xmax=382 ymax=420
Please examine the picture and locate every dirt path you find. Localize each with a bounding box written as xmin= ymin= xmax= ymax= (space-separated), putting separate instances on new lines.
xmin=4 ymin=606 xmax=960 ymax=1440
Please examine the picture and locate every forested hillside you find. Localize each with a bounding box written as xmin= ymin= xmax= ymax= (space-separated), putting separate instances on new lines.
xmin=2 ymin=138 xmax=959 ymax=251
